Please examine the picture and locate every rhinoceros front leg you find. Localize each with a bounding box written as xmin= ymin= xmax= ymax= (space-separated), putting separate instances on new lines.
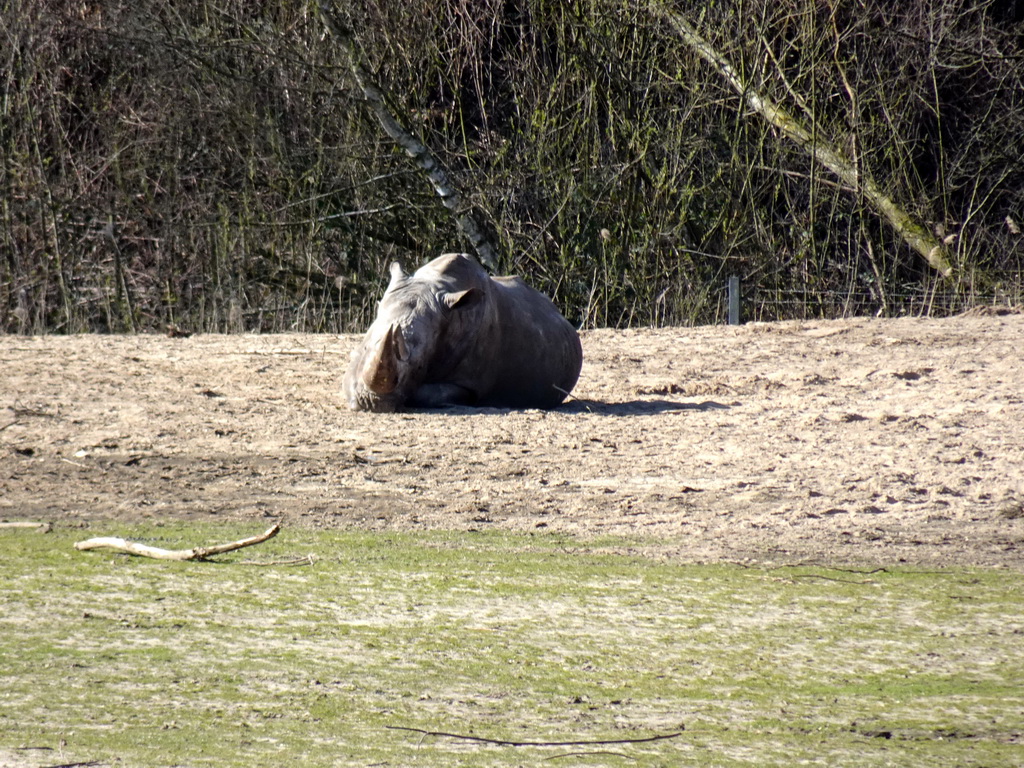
xmin=409 ymin=382 xmax=476 ymax=408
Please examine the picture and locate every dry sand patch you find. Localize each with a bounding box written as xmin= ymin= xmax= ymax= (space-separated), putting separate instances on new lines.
xmin=2 ymin=313 xmax=1022 ymax=568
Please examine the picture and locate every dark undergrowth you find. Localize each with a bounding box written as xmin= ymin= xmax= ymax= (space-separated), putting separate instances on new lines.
xmin=2 ymin=1 xmax=1022 ymax=334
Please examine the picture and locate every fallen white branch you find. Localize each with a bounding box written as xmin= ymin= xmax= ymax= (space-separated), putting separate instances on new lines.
xmin=74 ymin=524 xmax=281 ymax=561
xmin=0 ymin=521 xmax=52 ymax=532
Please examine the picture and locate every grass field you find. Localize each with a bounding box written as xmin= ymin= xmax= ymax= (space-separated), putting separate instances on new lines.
xmin=2 ymin=524 xmax=1021 ymax=767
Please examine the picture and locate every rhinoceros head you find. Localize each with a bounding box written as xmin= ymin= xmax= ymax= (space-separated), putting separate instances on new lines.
xmin=344 ymin=261 xmax=482 ymax=412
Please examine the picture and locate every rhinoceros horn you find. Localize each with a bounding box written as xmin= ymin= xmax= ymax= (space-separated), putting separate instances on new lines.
xmin=363 ymin=324 xmax=408 ymax=394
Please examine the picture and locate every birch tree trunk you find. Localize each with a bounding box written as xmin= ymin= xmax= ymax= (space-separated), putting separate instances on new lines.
xmin=318 ymin=2 xmax=500 ymax=271
xmin=658 ymin=9 xmax=954 ymax=278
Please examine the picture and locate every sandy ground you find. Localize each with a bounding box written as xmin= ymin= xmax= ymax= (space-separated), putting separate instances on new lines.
xmin=2 ymin=312 xmax=1023 ymax=569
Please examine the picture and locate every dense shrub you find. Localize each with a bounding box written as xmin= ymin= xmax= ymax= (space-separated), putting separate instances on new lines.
xmin=2 ymin=0 xmax=1022 ymax=332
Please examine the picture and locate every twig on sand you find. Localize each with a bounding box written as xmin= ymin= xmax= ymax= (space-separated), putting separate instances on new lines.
xmin=385 ymin=725 xmax=685 ymax=748
xmin=74 ymin=524 xmax=281 ymax=561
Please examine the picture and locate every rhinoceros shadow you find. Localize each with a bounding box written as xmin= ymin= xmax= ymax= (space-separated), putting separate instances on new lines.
xmin=406 ymin=398 xmax=732 ymax=416
xmin=557 ymin=398 xmax=733 ymax=415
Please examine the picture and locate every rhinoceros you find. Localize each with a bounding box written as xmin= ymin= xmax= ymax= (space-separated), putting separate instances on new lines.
xmin=343 ymin=253 xmax=582 ymax=412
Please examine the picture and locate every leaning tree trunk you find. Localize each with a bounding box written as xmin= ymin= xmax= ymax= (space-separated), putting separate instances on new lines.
xmin=658 ymin=9 xmax=954 ymax=279
xmin=317 ymin=2 xmax=500 ymax=271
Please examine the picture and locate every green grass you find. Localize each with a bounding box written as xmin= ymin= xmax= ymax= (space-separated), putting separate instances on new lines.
xmin=1 ymin=524 xmax=1021 ymax=766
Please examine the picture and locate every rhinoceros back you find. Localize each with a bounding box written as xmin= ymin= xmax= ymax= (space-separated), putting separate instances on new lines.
xmin=479 ymin=276 xmax=582 ymax=408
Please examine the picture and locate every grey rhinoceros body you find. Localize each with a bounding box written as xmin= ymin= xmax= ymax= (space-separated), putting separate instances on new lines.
xmin=343 ymin=253 xmax=582 ymax=412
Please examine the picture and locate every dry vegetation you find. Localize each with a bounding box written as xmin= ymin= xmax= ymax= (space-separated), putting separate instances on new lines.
xmin=2 ymin=1 xmax=1023 ymax=334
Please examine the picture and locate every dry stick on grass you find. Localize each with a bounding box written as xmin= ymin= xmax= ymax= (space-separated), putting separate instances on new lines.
xmin=0 ymin=521 xmax=52 ymax=532
xmin=74 ymin=524 xmax=281 ymax=561
xmin=385 ymin=725 xmax=685 ymax=747
xmin=658 ymin=9 xmax=955 ymax=278
xmin=235 ymin=554 xmax=316 ymax=567
xmin=543 ymin=751 xmax=633 ymax=761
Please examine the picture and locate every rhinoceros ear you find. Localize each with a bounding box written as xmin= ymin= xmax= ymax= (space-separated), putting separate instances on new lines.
xmin=389 ymin=262 xmax=407 ymax=284
xmin=442 ymin=288 xmax=480 ymax=311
